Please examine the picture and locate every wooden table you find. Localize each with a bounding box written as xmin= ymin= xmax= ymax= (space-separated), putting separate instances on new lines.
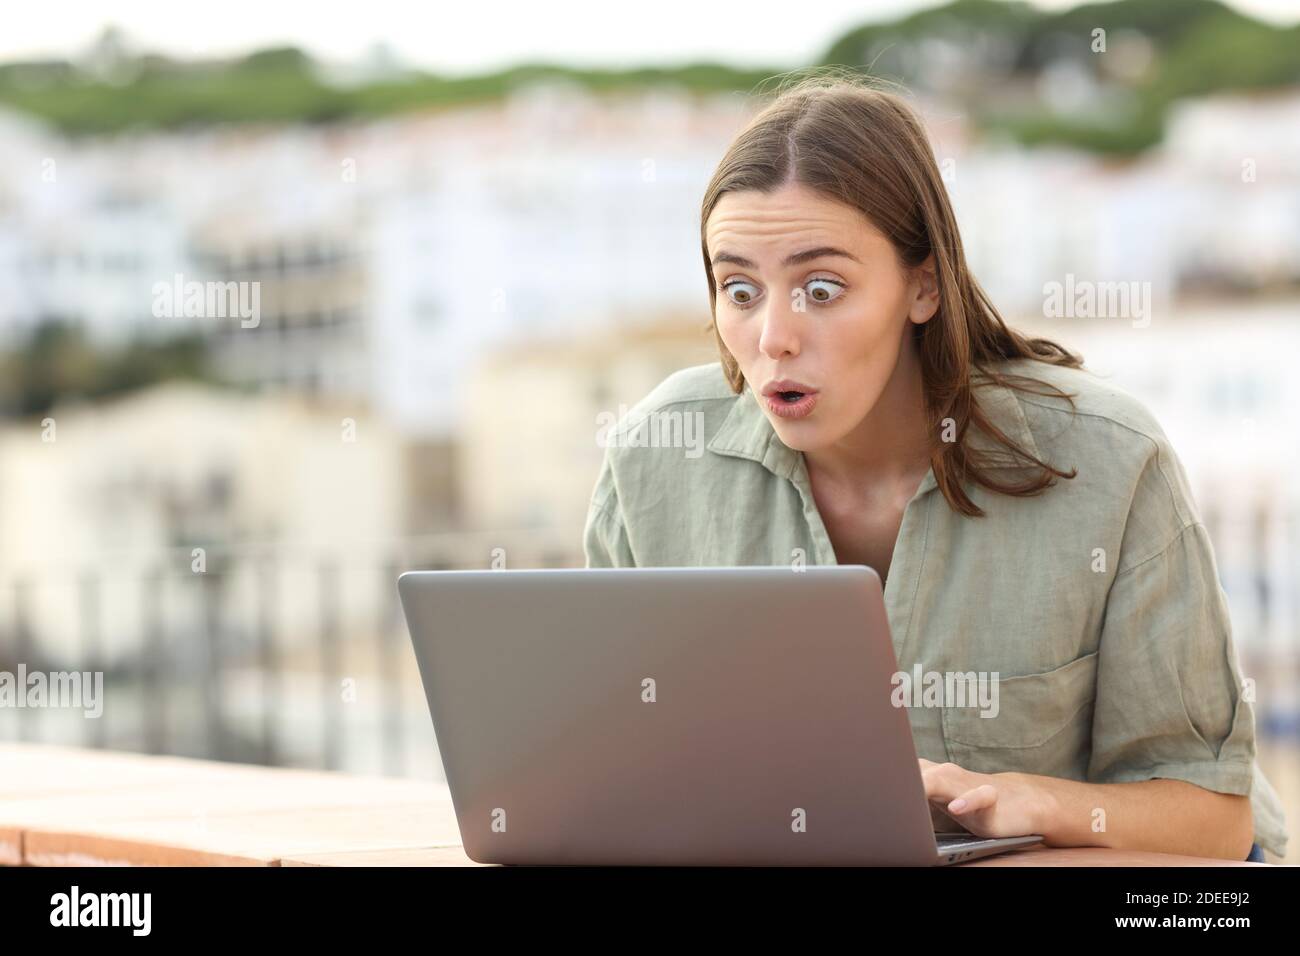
xmin=0 ymin=744 xmax=1270 ymax=867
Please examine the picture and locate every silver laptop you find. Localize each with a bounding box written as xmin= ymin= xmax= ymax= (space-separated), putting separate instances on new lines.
xmin=397 ymin=565 xmax=1043 ymax=866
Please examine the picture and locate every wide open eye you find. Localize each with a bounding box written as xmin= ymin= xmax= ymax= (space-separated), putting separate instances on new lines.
xmin=722 ymin=279 xmax=761 ymax=308
xmin=805 ymin=278 xmax=845 ymax=304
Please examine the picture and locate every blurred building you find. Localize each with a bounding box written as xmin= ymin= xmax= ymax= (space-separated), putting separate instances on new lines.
xmin=0 ymin=382 xmax=406 ymax=666
xmin=459 ymin=315 xmax=718 ymax=535
xmin=0 ymin=86 xmax=749 ymax=438
xmin=191 ymin=213 xmax=371 ymax=398
xmin=1161 ymin=91 xmax=1300 ymax=292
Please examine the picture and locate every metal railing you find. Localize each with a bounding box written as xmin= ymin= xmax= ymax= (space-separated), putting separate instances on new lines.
xmin=0 ymin=530 xmax=583 ymax=779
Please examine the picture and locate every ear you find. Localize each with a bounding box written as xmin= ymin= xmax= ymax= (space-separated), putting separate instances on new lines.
xmin=907 ymin=254 xmax=940 ymax=325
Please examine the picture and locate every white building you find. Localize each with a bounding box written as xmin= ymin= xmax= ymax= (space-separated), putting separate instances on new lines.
xmin=0 ymin=382 xmax=407 ymax=667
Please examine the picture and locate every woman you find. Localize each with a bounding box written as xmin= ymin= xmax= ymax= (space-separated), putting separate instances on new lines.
xmin=582 ymin=74 xmax=1287 ymax=862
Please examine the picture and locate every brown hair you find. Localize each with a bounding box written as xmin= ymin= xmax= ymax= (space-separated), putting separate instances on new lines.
xmin=700 ymin=70 xmax=1082 ymax=518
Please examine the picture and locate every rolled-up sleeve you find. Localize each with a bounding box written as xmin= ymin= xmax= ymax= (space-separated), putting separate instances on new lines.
xmin=1088 ymin=519 xmax=1255 ymax=795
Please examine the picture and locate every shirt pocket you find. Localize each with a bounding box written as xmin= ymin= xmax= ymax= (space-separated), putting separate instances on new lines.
xmin=940 ymin=650 xmax=1099 ymax=779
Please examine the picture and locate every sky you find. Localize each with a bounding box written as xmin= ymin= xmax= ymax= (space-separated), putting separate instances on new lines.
xmin=3 ymin=0 xmax=1298 ymax=75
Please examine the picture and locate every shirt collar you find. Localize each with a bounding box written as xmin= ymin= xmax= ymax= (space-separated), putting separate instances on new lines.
xmin=705 ymin=369 xmax=1041 ymax=499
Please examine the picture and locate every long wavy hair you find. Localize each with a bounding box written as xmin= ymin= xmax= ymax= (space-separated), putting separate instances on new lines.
xmin=701 ymin=70 xmax=1082 ymax=517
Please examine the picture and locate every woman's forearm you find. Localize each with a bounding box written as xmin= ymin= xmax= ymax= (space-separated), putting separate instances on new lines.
xmin=1017 ymin=773 xmax=1255 ymax=860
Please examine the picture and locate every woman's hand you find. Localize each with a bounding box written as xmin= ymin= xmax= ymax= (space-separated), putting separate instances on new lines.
xmin=919 ymin=759 xmax=1256 ymax=858
xmin=918 ymin=758 xmax=1050 ymax=839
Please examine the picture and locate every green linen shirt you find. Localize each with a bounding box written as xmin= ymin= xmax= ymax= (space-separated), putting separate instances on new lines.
xmin=583 ymin=357 xmax=1288 ymax=858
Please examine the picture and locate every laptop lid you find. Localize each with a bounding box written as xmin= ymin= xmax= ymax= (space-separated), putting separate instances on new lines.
xmin=398 ymin=565 xmax=944 ymax=866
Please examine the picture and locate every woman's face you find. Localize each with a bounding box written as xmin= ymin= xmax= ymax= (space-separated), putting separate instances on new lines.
xmin=706 ymin=182 xmax=937 ymax=451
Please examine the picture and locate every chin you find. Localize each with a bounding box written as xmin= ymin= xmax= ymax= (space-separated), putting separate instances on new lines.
xmin=768 ymin=418 xmax=829 ymax=452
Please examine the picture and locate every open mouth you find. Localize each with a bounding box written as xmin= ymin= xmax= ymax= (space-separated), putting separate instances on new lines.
xmin=762 ymin=381 xmax=819 ymax=418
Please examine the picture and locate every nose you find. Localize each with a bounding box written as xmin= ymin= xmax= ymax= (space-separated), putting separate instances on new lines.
xmin=757 ymin=296 xmax=803 ymax=361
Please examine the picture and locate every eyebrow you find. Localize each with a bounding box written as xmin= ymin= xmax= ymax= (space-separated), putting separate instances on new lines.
xmin=710 ymin=246 xmax=862 ymax=270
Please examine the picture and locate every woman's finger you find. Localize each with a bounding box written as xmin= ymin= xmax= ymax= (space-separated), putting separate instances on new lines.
xmin=949 ymin=783 xmax=998 ymax=815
